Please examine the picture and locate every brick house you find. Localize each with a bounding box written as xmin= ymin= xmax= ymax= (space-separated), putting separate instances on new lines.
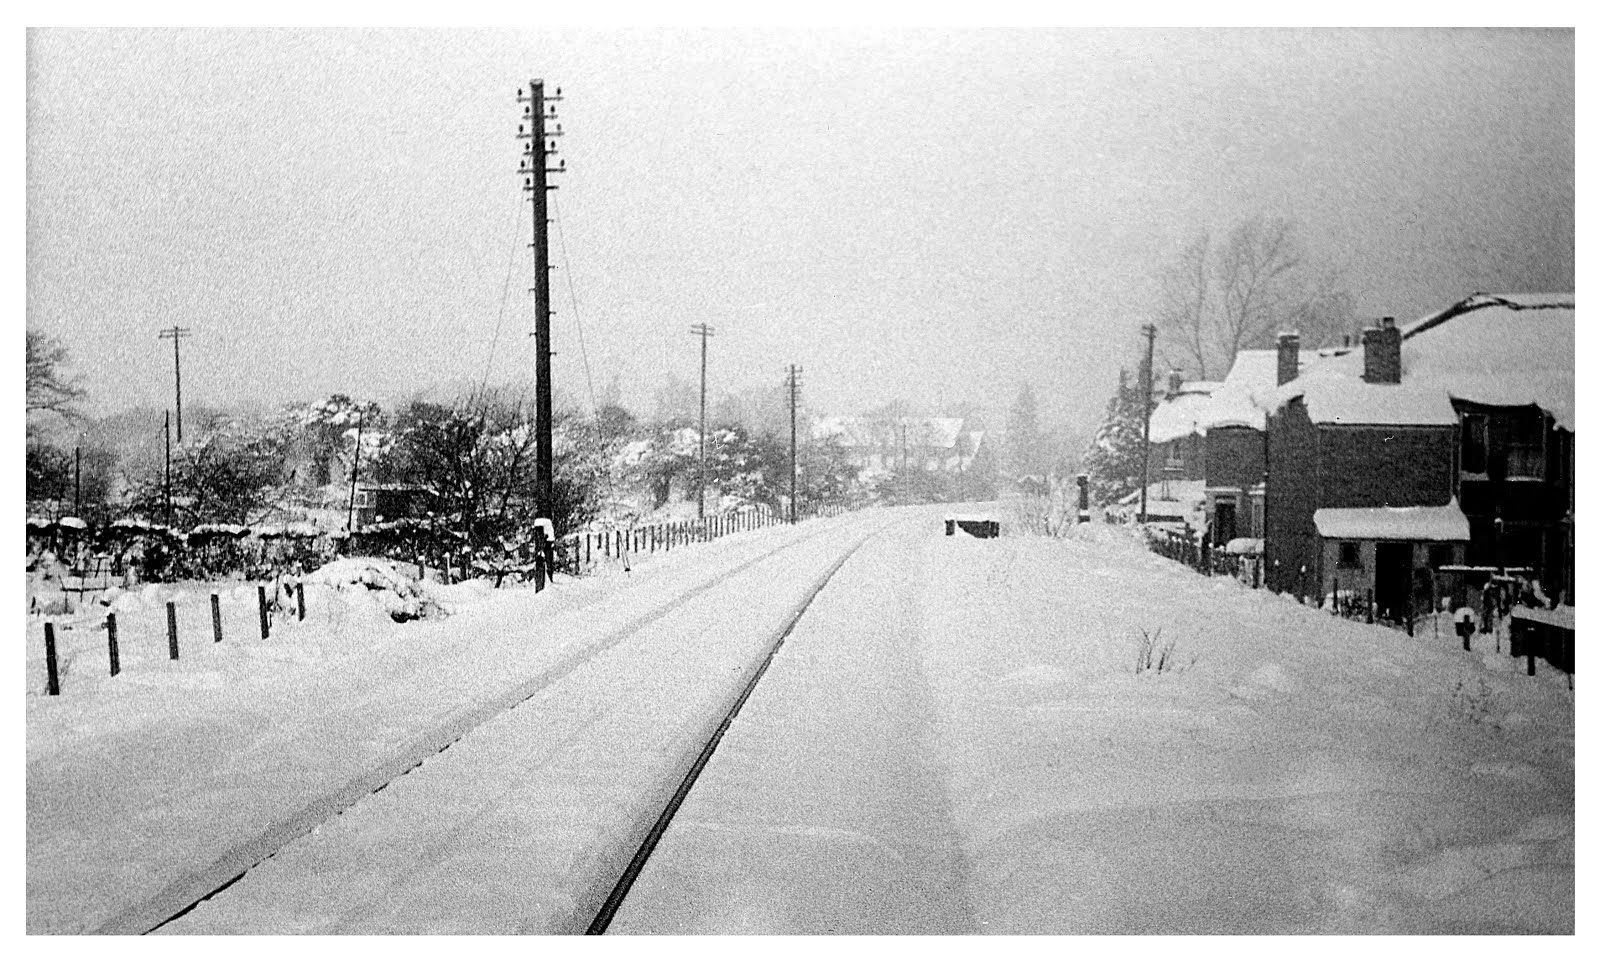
xmin=1264 ymin=293 xmax=1573 ymax=616
xmin=1397 ymin=293 xmax=1575 ymax=601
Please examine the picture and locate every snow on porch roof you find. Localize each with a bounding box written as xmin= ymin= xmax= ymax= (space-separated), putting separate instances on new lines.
xmin=1313 ymin=499 xmax=1470 ymax=542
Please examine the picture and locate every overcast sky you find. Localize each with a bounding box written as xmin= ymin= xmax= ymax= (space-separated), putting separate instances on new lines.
xmin=26 ymin=27 xmax=1574 ymax=434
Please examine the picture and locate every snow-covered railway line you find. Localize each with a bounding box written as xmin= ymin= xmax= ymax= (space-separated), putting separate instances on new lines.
xmin=585 ymin=530 xmax=878 ymax=934
xmin=146 ymin=515 xmax=894 ymax=934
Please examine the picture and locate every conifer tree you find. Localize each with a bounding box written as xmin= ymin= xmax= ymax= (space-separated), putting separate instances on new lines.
xmin=1081 ymin=367 xmax=1149 ymax=506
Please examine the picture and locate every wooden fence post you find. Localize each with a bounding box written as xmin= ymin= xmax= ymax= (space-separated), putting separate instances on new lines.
xmin=258 ymin=585 xmax=270 ymax=640
xmin=296 ymin=582 xmax=306 ymax=621
xmin=1365 ymin=588 xmax=1374 ymax=624
xmin=166 ymin=601 xmax=180 ymax=660
xmin=212 ymin=593 xmax=223 ymax=643
xmin=44 ymin=622 xmax=60 ymax=696
xmin=107 ymin=613 xmax=120 ymax=676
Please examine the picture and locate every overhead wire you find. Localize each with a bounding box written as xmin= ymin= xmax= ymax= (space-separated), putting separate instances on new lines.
xmin=479 ymin=192 xmax=529 ymax=394
xmin=551 ymin=190 xmax=632 ymax=571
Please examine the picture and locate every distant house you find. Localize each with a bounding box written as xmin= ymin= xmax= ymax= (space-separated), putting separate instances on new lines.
xmin=1264 ymin=293 xmax=1574 ymax=616
xmin=1147 ymin=372 xmax=1219 ymax=486
xmin=351 ymin=482 xmax=438 ymax=529
xmin=811 ymin=416 xmax=984 ymax=477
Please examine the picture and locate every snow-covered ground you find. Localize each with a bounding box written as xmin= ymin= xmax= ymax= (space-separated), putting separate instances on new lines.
xmin=24 ymin=512 xmax=882 ymax=934
xmin=25 ymin=504 xmax=1574 ymax=934
xmin=614 ymin=510 xmax=1574 ymax=934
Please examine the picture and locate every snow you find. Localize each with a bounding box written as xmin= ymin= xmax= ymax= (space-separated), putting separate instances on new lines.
xmin=1146 ymin=391 xmax=1212 ymax=444
xmin=1273 ymin=292 xmax=1573 ymax=429
xmin=25 ymin=514 xmax=873 ymax=934
xmin=25 ymin=505 xmax=1573 ymax=934
xmin=1510 ymin=605 xmax=1574 ymax=630
xmin=1280 ymin=374 xmax=1460 ymax=426
xmin=1313 ymin=499 xmax=1472 ymax=541
xmin=607 ymin=508 xmax=1573 ymax=933
xmin=1401 ymin=294 xmax=1573 ymax=429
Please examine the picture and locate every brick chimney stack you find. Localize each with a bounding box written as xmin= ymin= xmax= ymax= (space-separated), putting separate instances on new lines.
xmin=1362 ymin=316 xmax=1402 ymax=384
xmin=1167 ymin=369 xmax=1183 ymax=397
xmin=1276 ymin=331 xmax=1300 ymax=386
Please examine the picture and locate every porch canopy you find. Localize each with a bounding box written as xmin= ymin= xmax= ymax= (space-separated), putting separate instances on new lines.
xmin=1313 ymin=500 xmax=1470 ymax=541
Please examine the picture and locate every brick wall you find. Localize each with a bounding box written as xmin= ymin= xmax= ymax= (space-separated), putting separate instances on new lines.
xmin=1206 ymin=427 xmax=1265 ymax=492
xmin=1265 ymin=402 xmax=1455 ymax=596
xmin=1265 ymin=400 xmax=1320 ymax=594
xmin=1317 ymin=425 xmax=1456 ymax=508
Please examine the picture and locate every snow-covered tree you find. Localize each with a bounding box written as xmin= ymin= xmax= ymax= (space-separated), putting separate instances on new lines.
xmin=1081 ymin=367 xmax=1150 ymax=506
xmin=123 ymin=414 xmax=298 ymax=526
xmin=1006 ymin=384 xmax=1045 ymax=485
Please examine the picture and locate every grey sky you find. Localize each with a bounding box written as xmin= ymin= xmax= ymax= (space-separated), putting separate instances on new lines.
xmin=26 ymin=28 xmax=1574 ymax=433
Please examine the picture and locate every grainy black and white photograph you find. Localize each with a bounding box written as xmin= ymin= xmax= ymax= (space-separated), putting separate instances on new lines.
xmin=23 ymin=24 xmax=1576 ymax=936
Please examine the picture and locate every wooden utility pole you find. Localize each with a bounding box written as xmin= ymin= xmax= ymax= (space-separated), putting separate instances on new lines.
xmin=690 ymin=323 xmax=715 ymax=519
xmin=787 ymin=365 xmax=802 ymax=523
xmin=345 ymin=407 xmax=364 ymax=532
xmin=518 ymin=79 xmax=564 ymax=530
xmin=1139 ymin=323 xmax=1157 ymax=525
xmin=158 ymin=326 xmax=191 ymax=443
xmin=901 ymin=421 xmax=909 ymax=503
xmin=74 ymin=446 xmax=81 ymax=516
xmin=163 ymin=410 xmax=173 ymax=527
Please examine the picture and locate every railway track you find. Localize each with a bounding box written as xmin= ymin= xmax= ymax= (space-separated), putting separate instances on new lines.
xmin=102 ymin=514 xmax=889 ymax=935
xmin=584 ymin=530 xmax=879 ymax=934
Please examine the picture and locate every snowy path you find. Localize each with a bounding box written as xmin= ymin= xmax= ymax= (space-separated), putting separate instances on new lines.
xmin=149 ymin=515 xmax=893 ymax=933
xmin=26 ymin=511 xmax=887 ymax=934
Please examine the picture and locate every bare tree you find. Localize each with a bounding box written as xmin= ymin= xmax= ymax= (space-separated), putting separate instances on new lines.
xmin=26 ymin=330 xmax=85 ymax=421
xmin=1155 ymin=216 xmax=1354 ymax=379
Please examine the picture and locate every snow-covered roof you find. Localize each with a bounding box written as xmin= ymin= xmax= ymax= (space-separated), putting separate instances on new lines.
xmin=1224 ymin=350 xmax=1282 ymax=387
xmin=1313 ymin=499 xmax=1470 ymax=541
xmin=1280 ymin=375 xmax=1460 ymax=426
xmin=1147 ymin=391 xmax=1212 ymax=444
xmin=1274 ymin=293 xmax=1574 ymax=430
xmin=1401 ymin=293 xmax=1574 ymax=430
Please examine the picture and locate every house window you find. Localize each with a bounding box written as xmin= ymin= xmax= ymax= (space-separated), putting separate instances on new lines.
xmin=1460 ymin=414 xmax=1487 ymax=474
xmin=1338 ymin=542 xmax=1361 ymax=569
xmin=1502 ymin=413 xmax=1546 ymax=479
xmin=1429 ymin=544 xmax=1454 ymax=567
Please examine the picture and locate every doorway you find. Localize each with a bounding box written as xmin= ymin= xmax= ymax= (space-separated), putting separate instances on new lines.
xmin=1374 ymin=542 xmax=1413 ymax=622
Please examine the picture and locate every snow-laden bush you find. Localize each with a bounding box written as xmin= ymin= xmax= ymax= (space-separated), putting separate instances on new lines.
xmin=302 ymin=557 xmax=446 ymax=622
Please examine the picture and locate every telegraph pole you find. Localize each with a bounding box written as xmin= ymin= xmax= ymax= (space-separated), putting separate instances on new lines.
xmin=157 ymin=326 xmax=191 ymax=443
xmin=690 ymin=323 xmax=715 ymax=519
xmin=163 ymin=410 xmax=173 ymax=527
xmin=345 ymin=407 xmax=364 ymax=532
xmin=1139 ymin=323 xmax=1157 ymax=525
xmin=901 ymin=421 xmax=909 ymax=503
xmin=518 ymin=79 xmax=564 ymax=529
xmin=787 ymin=365 xmax=802 ymax=523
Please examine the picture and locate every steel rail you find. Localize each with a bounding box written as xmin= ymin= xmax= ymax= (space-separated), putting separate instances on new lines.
xmin=99 ymin=516 xmax=866 ymax=935
xmin=584 ymin=526 xmax=883 ymax=934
